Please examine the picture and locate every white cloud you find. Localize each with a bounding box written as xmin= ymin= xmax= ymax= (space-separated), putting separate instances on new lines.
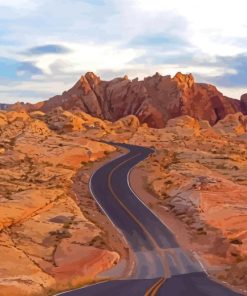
xmin=0 ymin=0 xmax=35 ymax=8
xmin=19 ymin=42 xmax=144 ymax=75
xmin=135 ymin=0 xmax=247 ymax=56
xmin=0 ymin=75 xmax=77 ymax=103
xmin=0 ymin=0 xmax=40 ymax=17
xmin=0 ymin=0 xmax=247 ymax=102
xmin=218 ymin=87 xmax=246 ymax=99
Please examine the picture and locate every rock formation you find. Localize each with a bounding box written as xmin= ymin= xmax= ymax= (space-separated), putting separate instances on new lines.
xmin=0 ymin=106 xmax=247 ymax=295
xmin=10 ymin=72 xmax=244 ymax=128
xmin=0 ymin=109 xmax=123 ymax=295
xmin=213 ymin=112 xmax=247 ymax=135
xmin=127 ymin=114 xmax=247 ymax=293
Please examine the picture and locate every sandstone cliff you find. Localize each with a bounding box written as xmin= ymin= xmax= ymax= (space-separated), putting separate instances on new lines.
xmin=10 ymin=72 xmax=244 ymax=128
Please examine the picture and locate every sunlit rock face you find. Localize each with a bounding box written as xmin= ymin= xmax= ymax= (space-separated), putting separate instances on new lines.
xmin=1 ymin=104 xmax=247 ymax=295
xmin=127 ymin=114 xmax=247 ymax=292
xmin=10 ymin=72 xmax=243 ymax=128
xmin=0 ymin=110 xmax=120 ymax=295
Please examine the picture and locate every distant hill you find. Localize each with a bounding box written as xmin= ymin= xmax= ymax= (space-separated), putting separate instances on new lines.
xmin=0 ymin=103 xmax=11 ymax=110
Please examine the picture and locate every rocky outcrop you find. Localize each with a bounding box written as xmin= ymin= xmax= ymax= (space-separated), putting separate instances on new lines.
xmin=8 ymin=101 xmax=44 ymax=113
xmin=128 ymin=114 xmax=247 ymax=293
xmin=111 ymin=115 xmax=140 ymax=131
xmin=0 ymin=110 xmax=121 ymax=295
xmin=166 ymin=115 xmax=201 ymax=137
xmin=1 ymin=107 xmax=247 ymax=294
xmin=240 ymin=94 xmax=247 ymax=115
xmin=10 ymin=72 xmax=244 ymax=128
xmin=213 ymin=112 xmax=247 ymax=135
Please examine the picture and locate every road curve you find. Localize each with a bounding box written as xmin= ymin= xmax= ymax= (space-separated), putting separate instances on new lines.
xmin=56 ymin=143 xmax=242 ymax=296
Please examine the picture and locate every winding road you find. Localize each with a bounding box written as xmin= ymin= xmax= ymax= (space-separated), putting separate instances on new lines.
xmin=57 ymin=143 xmax=242 ymax=296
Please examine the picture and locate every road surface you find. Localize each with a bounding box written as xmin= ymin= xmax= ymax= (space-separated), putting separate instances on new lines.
xmin=57 ymin=143 xmax=242 ymax=296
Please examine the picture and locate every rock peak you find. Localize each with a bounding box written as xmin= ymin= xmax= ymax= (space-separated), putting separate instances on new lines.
xmin=85 ymin=72 xmax=100 ymax=82
xmin=173 ymin=72 xmax=194 ymax=88
xmin=9 ymin=71 xmax=243 ymax=128
xmin=83 ymin=72 xmax=101 ymax=89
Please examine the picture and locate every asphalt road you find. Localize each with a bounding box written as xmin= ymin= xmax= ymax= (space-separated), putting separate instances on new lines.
xmin=57 ymin=143 xmax=243 ymax=296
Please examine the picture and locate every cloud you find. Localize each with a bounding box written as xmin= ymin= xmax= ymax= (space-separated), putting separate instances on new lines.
xmin=193 ymin=54 xmax=247 ymax=88
xmin=0 ymin=58 xmax=43 ymax=80
xmin=129 ymin=34 xmax=189 ymax=50
xmin=27 ymin=44 xmax=71 ymax=55
xmin=0 ymin=0 xmax=37 ymax=8
xmin=22 ymin=42 xmax=143 ymax=76
xmin=17 ymin=61 xmax=43 ymax=76
xmin=0 ymin=0 xmax=247 ymax=102
xmin=0 ymin=73 xmax=78 ymax=103
xmin=210 ymin=55 xmax=247 ymax=87
xmin=133 ymin=0 xmax=247 ymax=56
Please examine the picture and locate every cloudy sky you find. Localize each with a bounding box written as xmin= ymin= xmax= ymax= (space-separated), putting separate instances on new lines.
xmin=0 ymin=0 xmax=247 ymax=103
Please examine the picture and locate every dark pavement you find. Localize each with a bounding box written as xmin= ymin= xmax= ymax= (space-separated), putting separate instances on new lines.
xmin=56 ymin=143 xmax=243 ymax=296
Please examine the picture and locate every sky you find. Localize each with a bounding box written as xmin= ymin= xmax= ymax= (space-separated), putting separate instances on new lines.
xmin=0 ymin=0 xmax=247 ymax=103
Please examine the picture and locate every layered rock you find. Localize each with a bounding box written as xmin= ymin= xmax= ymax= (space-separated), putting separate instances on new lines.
xmin=0 ymin=110 xmax=121 ymax=295
xmin=165 ymin=115 xmax=201 ymax=137
xmin=10 ymin=72 xmax=244 ymax=128
xmin=1 ymin=106 xmax=247 ymax=295
xmin=213 ymin=112 xmax=247 ymax=136
xmin=127 ymin=115 xmax=247 ymax=293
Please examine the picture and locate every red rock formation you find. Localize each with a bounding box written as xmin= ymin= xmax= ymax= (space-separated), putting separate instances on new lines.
xmin=10 ymin=72 xmax=244 ymax=128
xmin=240 ymin=94 xmax=247 ymax=115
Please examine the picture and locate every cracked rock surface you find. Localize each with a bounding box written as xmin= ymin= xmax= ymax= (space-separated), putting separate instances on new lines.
xmin=0 ymin=110 xmax=121 ymax=295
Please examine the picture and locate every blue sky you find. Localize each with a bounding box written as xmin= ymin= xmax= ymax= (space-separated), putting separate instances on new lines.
xmin=0 ymin=0 xmax=247 ymax=103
